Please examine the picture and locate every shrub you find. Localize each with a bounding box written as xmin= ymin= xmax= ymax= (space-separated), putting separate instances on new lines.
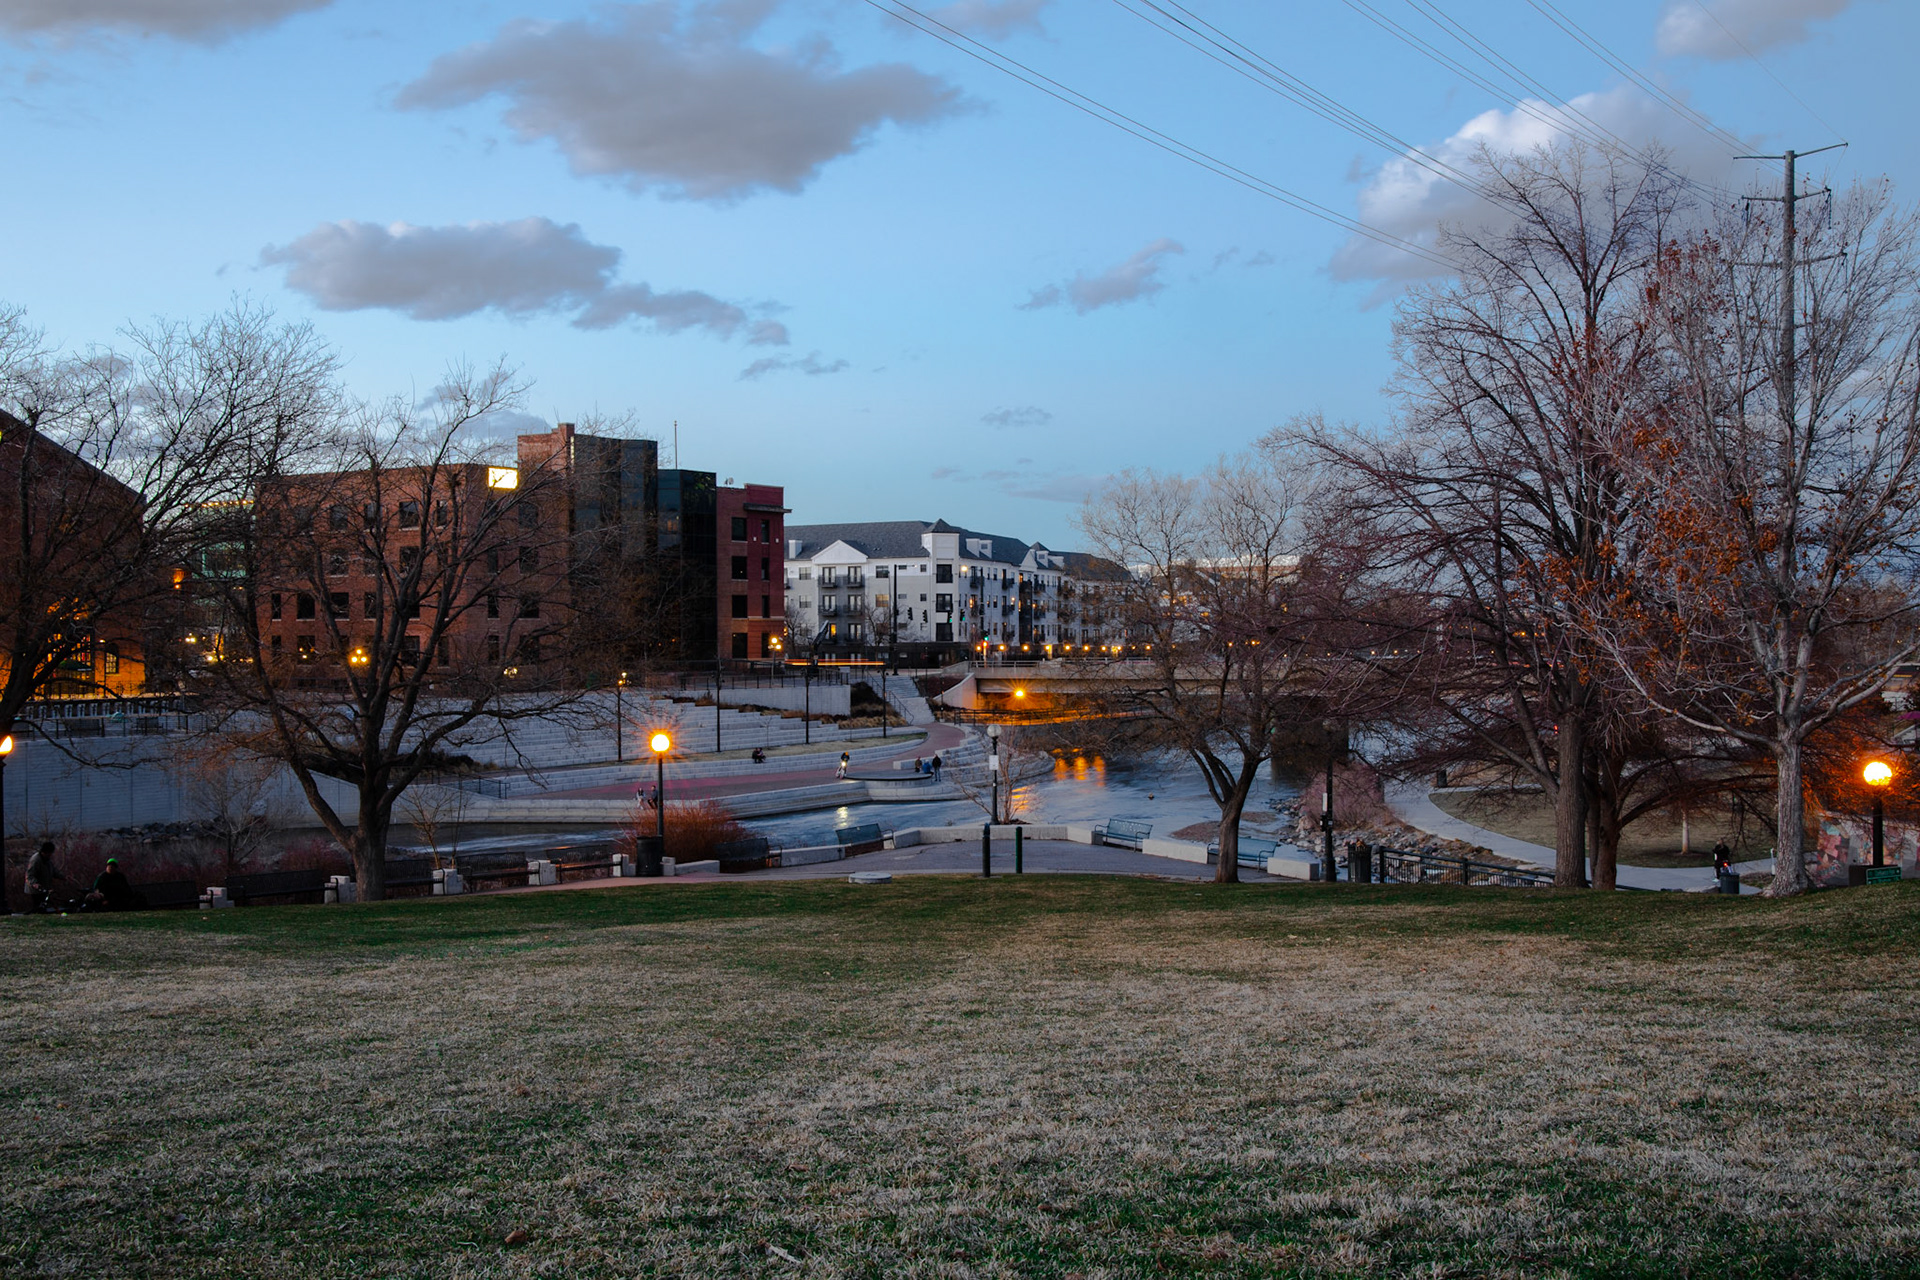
xmin=617 ymin=800 xmax=753 ymax=863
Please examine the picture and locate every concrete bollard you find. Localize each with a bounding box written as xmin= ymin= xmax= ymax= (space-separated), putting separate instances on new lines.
xmin=610 ymin=853 xmax=634 ymax=878
xmin=326 ymin=875 xmax=357 ymax=904
xmin=526 ymin=859 xmax=558 ymax=886
xmin=200 ymin=887 xmax=232 ymax=909
xmin=662 ymin=856 xmax=678 ymax=877
xmin=433 ymin=868 xmax=465 ymax=895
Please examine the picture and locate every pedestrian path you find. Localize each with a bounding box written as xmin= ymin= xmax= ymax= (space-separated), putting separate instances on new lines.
xmin=552 ymin=723 xmax=974 ymax=803
xmin=1384 ymin=783 xmax=1769 ymax=892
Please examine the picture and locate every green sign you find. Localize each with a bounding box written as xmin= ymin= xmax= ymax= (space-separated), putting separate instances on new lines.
xmin=1866 ymin=865 xmax=1904 ymax=886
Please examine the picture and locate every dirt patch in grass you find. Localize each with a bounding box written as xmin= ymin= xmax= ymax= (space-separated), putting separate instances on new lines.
xmin=2 ymin=878 xmax=1916 ymax=1277
xmin=1431 ymin=788 xmax=1774 ymax=864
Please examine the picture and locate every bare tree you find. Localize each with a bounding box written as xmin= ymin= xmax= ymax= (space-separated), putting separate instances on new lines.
xmin=1290 ymin=144 xmax=1690 ymax=886
xmin=181 ymin=741 xmax=276 ymax=880
xmin=1583 ymin=182 xmax=1920 ymax=894
xmin=195 ymin=366 xmax=597 ymax=901
xmin=0 ymin=301 xmax=336 ymax=739
xmin=948 ymin=723 xmax=1058 ymax=824
xmin=1079 ymin=450 xmax=1358 ymax=881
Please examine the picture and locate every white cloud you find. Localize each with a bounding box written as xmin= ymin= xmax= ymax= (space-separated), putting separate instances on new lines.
xmin=261 ymin=217 xmax=786 ymax=344
xmin=1656 ymin=0 xmax=1860 ymax=59
xmin=0 ymin=0 xmax=327 ymax=41
xmin=1331 ymin=86 xmax=1746 ymax=291
xmin=981 ymin=405 xmax=1052 ymax=427
xmin=738 ymin=350 xmax=848 ymax=379
xmin=397 ymin=1 xmax=965 ymax=202
xmin=926 ymin=0 xmax=1048 ymax=38
xmin=1022 ymin=238 xmax=1185 ymax=314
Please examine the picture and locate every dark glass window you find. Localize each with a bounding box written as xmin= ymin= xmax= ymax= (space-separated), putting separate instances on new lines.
xmin=760 ymin=519 xmax=771 ymax=541
xmin=487 ymin=593 xmax=499 ymax=619
xmin=936 ymin=594 xmax=953 ymax=613
xmin=296 ymin=593 xmax=315 ymax=620
xmin=398 ymin=501 xmax=421 ymax=529
xmin=487 ymin=634 xmax=501 ymax=663
xmin=731 ymin=516 xmax=748 ymax=541
xmin=731 ymin=631 xmax=749 ymax=659
xmin=270 ymin=592 xmax=283 ymax=621
xmin=518 ymin=502 xmax=539 ymax=529
xmin=731 ymin=555 xmax=748 ymax=580
xmin=731 ymin=595 xmax=748 ymax=618
xmin=760 ymin=557 xmax=770 ymax=581
xmin=519 ymin=545 xmax=538 ymax=573
xmin=329 ymin=592 xmax=349 ymax=618
xmin=328 ymin=506 xmax=351 ymax=531
xmin=520 ymin=596 xmax=540 ymax=618
xmin=936 ymin=564 xmax=953 ymax=583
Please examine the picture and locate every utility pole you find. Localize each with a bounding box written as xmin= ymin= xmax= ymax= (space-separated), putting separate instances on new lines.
xmin=1734 ymin=143 xmax=1847 ymax=479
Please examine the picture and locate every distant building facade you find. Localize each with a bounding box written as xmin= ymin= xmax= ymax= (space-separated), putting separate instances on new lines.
xmin=783 ymin=519 xmax=1129 ymax=662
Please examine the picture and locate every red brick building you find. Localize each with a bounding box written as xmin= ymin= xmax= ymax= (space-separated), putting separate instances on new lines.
xmin=717 ymin=482 xmax=787 ymax=660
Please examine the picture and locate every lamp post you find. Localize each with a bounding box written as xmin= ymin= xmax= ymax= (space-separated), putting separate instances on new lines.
xmin=804 ymin=659 xmax=816 ymax=745
xmin=650 ymin=731 xmax=671 ymax=841
xmin=615 ymin=671 xmax=627 ymax=763
xmin=0 ymin=732 xmax=12 ymax=902
xmin=988 ymin=721 xmax=1001 ymax=826
xmin=1321 ymin=719 xmax=1340 ymax=885
xmin=1865 ymin=759 xmax=1893 ymax=866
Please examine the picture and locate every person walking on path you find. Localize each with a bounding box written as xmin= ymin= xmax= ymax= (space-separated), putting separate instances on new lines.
xmin=930 ymin=753 xmax=943 ymax=781
xmin=836 ymin=751 xmax=851 ymax=780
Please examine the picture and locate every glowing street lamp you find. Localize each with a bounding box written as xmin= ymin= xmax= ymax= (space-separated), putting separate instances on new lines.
xmin=650 ymin=730 xmax=672 ymax=840
xmin=0 ymin=733 xmax=12 ymax=874
xmin=1865 ymin=759 xmax=1893 ymax=867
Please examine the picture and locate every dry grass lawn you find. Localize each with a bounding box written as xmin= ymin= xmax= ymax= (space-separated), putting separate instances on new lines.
xmin=4 ymin=876 xmax=1918 ymax=1278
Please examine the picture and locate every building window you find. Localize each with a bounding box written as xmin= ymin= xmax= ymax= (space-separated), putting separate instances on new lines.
xmin=487 ymin=593 xmax=499 ymax=619
xmin=398 ymin=501 xmax=421 ymax=529
xmin=849 ymin=622 xmax=866 ymax=641
xmin=820 ymin=568 xmax=838 ymax=587
xmin=519 ymin=545 xmax=538 ymax=573
xmin=875 ymin=593 xmax=889 ymax=609
xmin=936 ymin=622 xmax=952 ymax=642
xmin=759 ymin=518 xmax=771 ymax=541
xmin=102 ymin=645 xmax=120 ymax=676
xmin=271 ymin=634 xmax=282 ymax=654
xmin=731 ymin=516 xmax=748 ymax=541
xmin=519 ymin=596 xmax=540 ymax=618
xmin=518 ymin=501 xmax=540 ymax=529
xmin=936 ymin=594 xmax=952 ymax=613
xmin=798 ymin=567 xmax=812 ymax=580
xmin=936 ymin=563 xmax=953 ymax=583
xmin=399 ymin=547 xmax=420 ymax=574
xmin=731 ymin=555 xmax=748 ymax=580
xmin=296 ymin=634 xmax=316 ymax=658
xmin=820 ymin=595 xmax=837 ymax=615
xmin=402 ymin=633 xmax=422 ymax=661
xmin=760 ymin=556 xmax=770 ymax=581
xmin=329 ymin=505 xmax=351 ymax=531
xmin=487 ymin=634 xmax=501 ymax=663
xmin=270 ymin=593 xmax=283 ymax=621
xmin=731 ymin=595 xmax=748 ymax=619
xmin=296 ymin=593 xmax=316 ymax=620
xmin=731 ymin=631 xmax=749 ymax=659
xmin=518 ymin=635 xmax=541 ymax=662
xmin=760 ymin=594 xmax=771 ymax=618
xmin=327 ymin=552 xmax=348 ymax=577
xmin=330 ymin=592 xmax=350 ymax=619
xmin=760 ymin=632 xmax=775 ymax=657
xmin=364 ymin=592 xmax=377 ymax=618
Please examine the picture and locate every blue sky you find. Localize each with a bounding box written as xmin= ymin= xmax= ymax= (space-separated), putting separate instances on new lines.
xmin=2 ymin=0 xmax=1910 ymax=546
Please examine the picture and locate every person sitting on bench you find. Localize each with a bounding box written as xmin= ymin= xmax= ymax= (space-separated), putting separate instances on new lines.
xmin=87 ymin=858 xmax=144 ymax=911
xmin=751 ymin=746 xmax=766 ymax=764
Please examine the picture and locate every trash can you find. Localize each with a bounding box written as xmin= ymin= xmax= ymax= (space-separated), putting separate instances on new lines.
xmin=1347 ymin=843 xmax=1373 ymax=885
xmin=634 ymin=835 xmax=664 ymax=878
xmin=1717 ymin=870 xmax=1740 ymax=895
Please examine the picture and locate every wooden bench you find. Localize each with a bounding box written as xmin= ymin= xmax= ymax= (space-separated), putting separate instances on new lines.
xmin=1207 ymin=836 xmax=1278 ymax=868
xmin=131 ymin=879 xmax=201 ymax=910
xmin=382 ymin=858 xmax=437 ymax=894
xmin=833 ymin=823 xmax=888 ymax=857
xmin=455 ymin=853 xmax=538 ymax=889
xmin=715 ymin=837 xmax=775 ymax=873
xmin=224 ymin=869 xmax=330 ymax=906
xmin=1093 ymin=818 xmax=1151 ymax=849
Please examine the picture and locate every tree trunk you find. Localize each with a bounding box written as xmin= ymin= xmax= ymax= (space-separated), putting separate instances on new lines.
xmin=354 ymin=791 xmax=390 ymax=902
xmin=1214 ymin=768 xmax=1258 ymax=884
xmin=1592 ymin=808 xmax=1619 ymax=892
xmin=1554 ymin=717 xmax=1588 ymax=887
xmin=1768 ymin=736 xmax=1810 ymax=896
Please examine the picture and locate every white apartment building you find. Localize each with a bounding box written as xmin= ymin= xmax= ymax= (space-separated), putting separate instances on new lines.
xmin=783 ymin=519 xmax=1129 ymax=660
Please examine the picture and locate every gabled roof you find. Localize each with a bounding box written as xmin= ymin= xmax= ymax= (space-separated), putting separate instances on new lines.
xmin=785 ymin=519 xmax=1116 ymax=572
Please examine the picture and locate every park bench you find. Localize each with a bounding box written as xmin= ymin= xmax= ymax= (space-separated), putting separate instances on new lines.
xmin=382 ymin=858 xmax=437 ymax=895
xmin=224 ymin=869 xmax=330 ymax=906
xmin=716 ymin=837 xmax=775 ymax=873
xmin=1373 ymin=845 xmax=1553 ymax=887
xmin=130 ymin=879 xmax=201 ymax=910
xmin=550 ymin=852 xmax=627 ymax=882
xmin=1206 ymin=836 xmax=1278 ymax=868
xmin=833 ymin=823 xmax=888 ymax=857
xmin=1093 ymin=818 xmax=1151 ymax=849
xmin=456 ymin=852 xmax=541 ymax=890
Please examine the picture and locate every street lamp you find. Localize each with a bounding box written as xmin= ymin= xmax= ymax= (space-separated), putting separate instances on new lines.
xmin=1865 ymin=758 xmax=1893 ymax=867
xmin=615 ymin=671 xmax=628 ymax=763
xmin=650 ymin=731 xmax=672 ymax=840
xmin=0 ymin=733 xmax=12 ymax=894
xmin=1321 ymin=719 xmax=1341 ymax=884
xmin=986 ymin=721 xmax=1001 ymax=876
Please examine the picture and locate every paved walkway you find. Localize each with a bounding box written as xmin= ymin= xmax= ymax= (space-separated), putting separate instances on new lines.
xmin=549 ymin=723 xmax=973 ymax=803
xmin=1384 ymin=783 xmax=1770 ymax=893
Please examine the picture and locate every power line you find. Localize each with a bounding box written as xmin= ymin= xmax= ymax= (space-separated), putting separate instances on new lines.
xmin=1684 ymin=0 xmax=1847 ymax=147
xmin=858 ymin=0 xmax=1458 ymax=270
